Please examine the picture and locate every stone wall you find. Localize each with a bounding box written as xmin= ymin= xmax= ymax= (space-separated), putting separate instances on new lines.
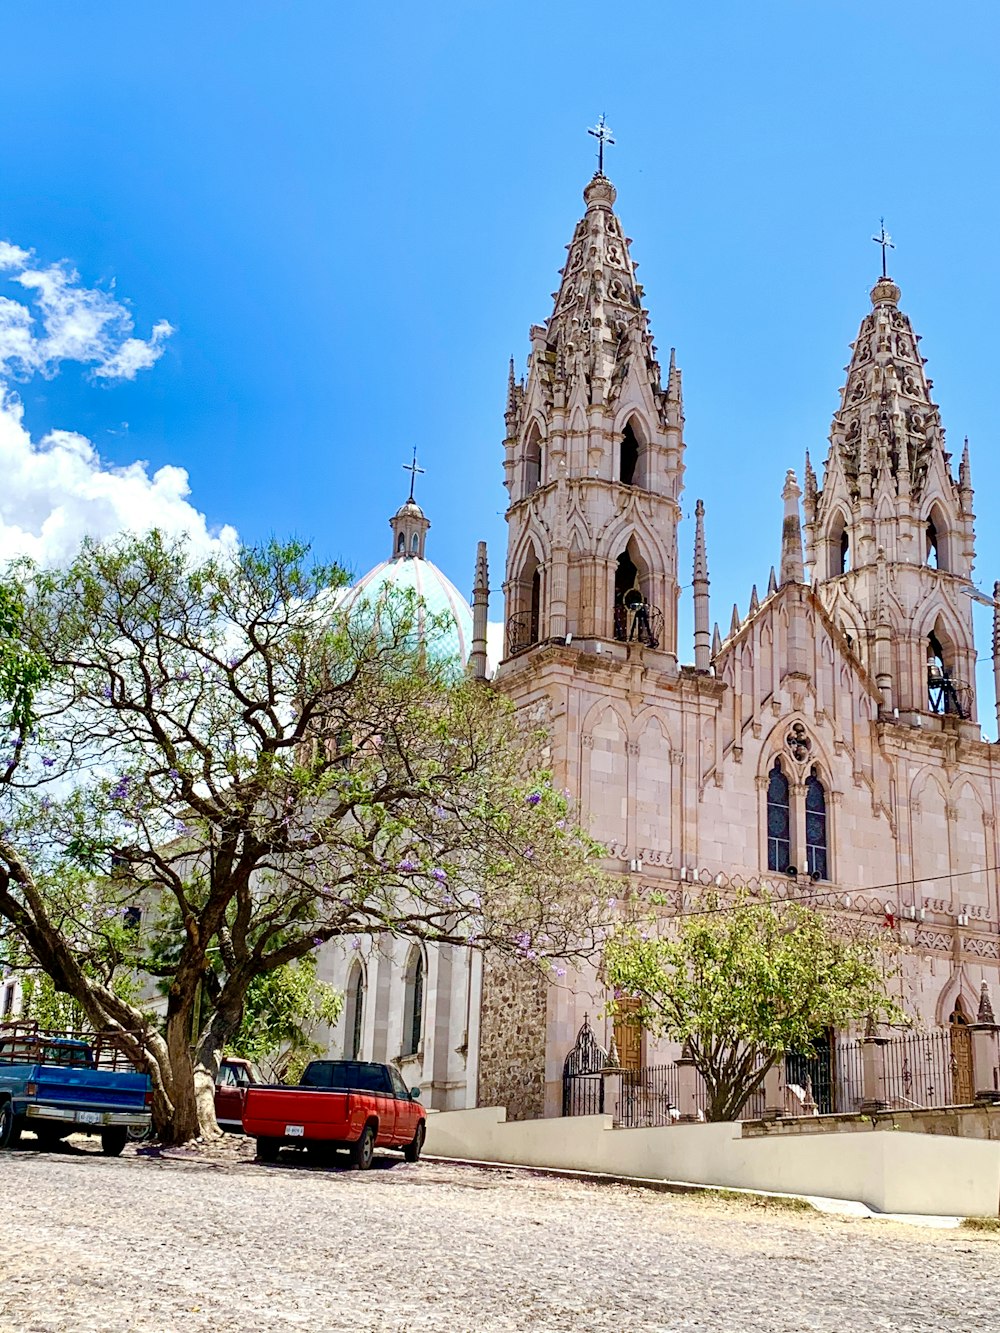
xmin=476 ymin=955 xmax=547 ymax=1121
xmin=742 ymin=1103 xmax=1000 ymax=1141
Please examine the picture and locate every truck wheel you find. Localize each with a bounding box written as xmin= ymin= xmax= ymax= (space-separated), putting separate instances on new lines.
xmin=100 ymin=1128 xmax=128 ymax=1157
xmin=256 ymin=1137 xmax=280 ymax=1163
xmin=0 ymin=1101 xmax=20 ymax=1151
xmin=403 ymin=1122 xmax=426 ymax=1163
xmin=351 ymin=1123 xmax=376 ymax=1170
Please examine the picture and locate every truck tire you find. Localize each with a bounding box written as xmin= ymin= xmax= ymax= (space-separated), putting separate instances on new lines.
xmin=403 ymin=1122 xmax=426 ymax=1163
xmin=256 ymin=1137 xmax=280 ymax=1163
xmin=0 ymin=1101 xmax=20 ymax=1151
xmin=351 ymin=1122 xmax=376 ymax=1170
xmin=100 ymin=1128 xmax=128 ymax=1157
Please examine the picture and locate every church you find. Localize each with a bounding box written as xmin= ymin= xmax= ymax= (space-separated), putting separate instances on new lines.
xmin=318 ymin=163 xmax=1000 ymax=1123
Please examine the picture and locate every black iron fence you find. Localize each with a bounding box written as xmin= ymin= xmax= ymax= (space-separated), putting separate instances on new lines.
xmin=564 ymin=1029 xmax=973 ymax=1126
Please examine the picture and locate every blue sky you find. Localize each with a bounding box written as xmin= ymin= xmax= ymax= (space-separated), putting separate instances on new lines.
xmin=3 ymin=2 xmax=1000 ymax=721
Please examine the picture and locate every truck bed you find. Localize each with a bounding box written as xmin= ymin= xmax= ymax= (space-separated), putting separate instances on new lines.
xmin=242 ymin=1086 xmax=360 ymax=1143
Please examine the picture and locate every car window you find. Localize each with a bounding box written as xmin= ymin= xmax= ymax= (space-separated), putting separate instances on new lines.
xmin=218 ymin=1065 xmax=238 ymax=1087
xmin=388 ymin=1066 xmax=410 ymax=1099
xmin=302 ymin=1061 xmax=392 ymax=1094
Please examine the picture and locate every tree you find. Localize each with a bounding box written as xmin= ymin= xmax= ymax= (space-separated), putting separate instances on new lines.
xmin=230 ymin=955 xmax=342 ymax=1082
xmin=604 ymin=891 xmax=904 ymax=1121
xmin=0 ymin=533 xmax=608 ymax=1142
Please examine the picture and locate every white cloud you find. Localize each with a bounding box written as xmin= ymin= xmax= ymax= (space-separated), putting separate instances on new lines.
xmin=0 ymin=239 xmax=236 ymax=565
xmin=0 ymin=243 xmax=173 ymax=382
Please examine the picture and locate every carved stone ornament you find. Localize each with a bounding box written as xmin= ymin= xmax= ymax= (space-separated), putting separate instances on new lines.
xmin=785 ymin=722 xmax=812 ymax=764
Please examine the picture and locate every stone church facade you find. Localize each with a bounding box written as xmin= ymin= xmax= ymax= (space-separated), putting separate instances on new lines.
xmin=317 ymin=167 xmax=1000 ymax=1123
xmin=477 ymin=169 xmax=1000 ymax=1120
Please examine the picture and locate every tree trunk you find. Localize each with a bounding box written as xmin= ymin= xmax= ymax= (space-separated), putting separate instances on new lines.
xmin=192 ymin=989 xmax=248 ymax=1138
xmin=162 ymin=1004 xmax=200 ymax=1145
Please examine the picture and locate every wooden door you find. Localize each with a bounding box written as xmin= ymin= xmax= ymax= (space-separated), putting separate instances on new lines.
xmin=950 ymin=1011 xmax=974 ymax=1104
xmin=613 ymin=997 xmax=643 ymax=1073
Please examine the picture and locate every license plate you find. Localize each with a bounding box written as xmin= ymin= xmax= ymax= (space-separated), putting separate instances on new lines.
xmin=77 ymin=1111 xmax=103 ymax=1125
xmin=285 ymin=1124 xmax=304 ymax=1137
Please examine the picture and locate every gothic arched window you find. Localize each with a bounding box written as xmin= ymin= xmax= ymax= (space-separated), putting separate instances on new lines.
xmin=411 ymin=532 xmax=419 ymax=554
xmin=619 ymin=421 xmax=639 ymax=486
xmin=344 ymin=962 xmax=365 ymax=1059
xmin=397 ymin=533 xmax=406 ymax=554
xmin=766 ymin=759 xmax=791 ymax=873
xmin=805 ymin=767 xmax=828 ymax=880
xmin=926 ymin=504 xmax=950 ymax=573
xmin=524 ymin=426 xmax=542 ymax=497
xmin=402 ymin=947 xmax=424 ymax=1058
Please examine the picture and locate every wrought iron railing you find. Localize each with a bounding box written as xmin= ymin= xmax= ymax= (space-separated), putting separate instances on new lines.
xmin=613 ymin=602 xmax=663 ymax=650
xmin=505 ymin=611 xmax=539 ymax=657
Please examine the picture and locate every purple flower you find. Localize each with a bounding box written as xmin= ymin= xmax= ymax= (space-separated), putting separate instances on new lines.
xmin=442 ymin=892 xmax=453 ymax=905
xmin=526 ymin=792 xmax=542 ymax=806
xmin=607 ymin=898 xmax=617 ymax=909
xmin=555 ymin=819 xmax=566 ymax=830
xmin=523 ymin=846 xmax=534 ymax=860
xmin=174 ymin=819 xmax=189 ymax=835
xmin=432 ymin=805 xmax=447 ymax=819
xmin=42 ymin=757 xmax=55 ymax=767
xmin=351 ymin=936 xmax=361 ymax=950
xmin=397 ymin=858 xmax=418 ymax=873
xmin=39 ymin=797 xmax=51 ymax=812
xmin=312 ymin=936 xmax=324 ymax=946
xmin=431 ymin=867 xmax=447 ymax=883
xmin=176 ymin=671 xmax=190 ymax=683
xmin=110 ymin=777 xmax=131 ymax=802
xmin=228 ymin=656 xmax=240 ymax=669
xmin=168 ymin=768 xmax=179 ymax=780
xmin=101 ymin=685 xmax=113 ymax=700
xmin=526 ymin=949 xmax=537 ymax=961
xmin=554 ymin=966 xmax=567 ymax=978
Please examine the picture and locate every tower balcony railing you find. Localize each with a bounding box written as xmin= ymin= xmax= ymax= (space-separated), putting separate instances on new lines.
xmin=613 ymin=602 xmax=663 ymax=650
xmin=506 ymin=611 xmax=539 ymax=657
xmin=927 ymin=669 xmax=972 ymax=720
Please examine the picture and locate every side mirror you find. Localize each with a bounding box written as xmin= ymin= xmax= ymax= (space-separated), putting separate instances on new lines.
xmin=410 ymin=1087 xmax=422 ymax=1100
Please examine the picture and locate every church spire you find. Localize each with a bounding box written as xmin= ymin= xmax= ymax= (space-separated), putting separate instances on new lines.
xmin=808 ymin=263 xmax=980 ymax=726
xmin=501 ymin=164 xmax=685 ymax=664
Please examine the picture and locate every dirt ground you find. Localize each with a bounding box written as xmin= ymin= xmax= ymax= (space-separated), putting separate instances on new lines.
xmin=1 ymin=1134 xmax=998 ymax=1332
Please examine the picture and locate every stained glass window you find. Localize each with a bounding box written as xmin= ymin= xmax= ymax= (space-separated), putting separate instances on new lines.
xmin=767 ymin=759 xmax=790 ymax=872
xmin=805 ymin=767 xmax=828 ymax=880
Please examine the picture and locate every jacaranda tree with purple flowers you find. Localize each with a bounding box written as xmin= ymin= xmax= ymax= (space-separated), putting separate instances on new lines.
xmin=0 ymin=533 xmax=608 ymax=1142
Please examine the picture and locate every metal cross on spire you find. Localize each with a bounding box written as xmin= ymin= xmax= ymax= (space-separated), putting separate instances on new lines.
xmin=872 ymin=218 xmax=895 ymax=279
xmin=588 ymin=114 xmax=615 ymax=175
xmin=403 ymin=447 xmax=425 ymax=502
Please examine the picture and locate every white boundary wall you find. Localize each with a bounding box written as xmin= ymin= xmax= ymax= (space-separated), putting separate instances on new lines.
xmin=425 ymin=1107 xmax=1000 ymax=1217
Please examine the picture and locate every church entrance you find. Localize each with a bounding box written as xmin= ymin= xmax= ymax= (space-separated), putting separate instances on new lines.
xmin=949 ymin=1001 xmax=974 ymax=1104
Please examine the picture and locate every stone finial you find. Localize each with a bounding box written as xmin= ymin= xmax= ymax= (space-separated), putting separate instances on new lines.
xmin=779 ymin=470 xmax=804 ymax=585
xmin=693 ymin=499 xmax=711 ymax=672
xmin=469 ymin=541 xmax=490 ymax=681
xmin=712 ymin=622 xmax=722 ymax=657
xmin=748 ymin=585 xmax=759 ymax=615
xmin=870 ymin=276 xmax=901 ymax=307
xmin=767 ymin=566 xmax=778 ymax=597
xmin=978 ymin=979 xmax=996 ymax=1025
xmin=729 ymin=603 xmax=741 ymax=637
xmin=605 ymin=1033 xmax=622 ymax=1070
xmin=583 ymin=173 xmax=616 ymax=210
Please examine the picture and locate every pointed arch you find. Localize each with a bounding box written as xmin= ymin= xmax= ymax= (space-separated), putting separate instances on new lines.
xmin=523 ymin=419 xmax=543 ymax=497
xmin=766 ymin=757 xmax=791 ymax=873
xmin=508 ymin=538 xmax=543 ymax=655
xmin=581 ymin=701 xmax=629 ymax=851
xmin=826 ymin=507 xmax=852 ymax=578
xmin=343 ymin=960 xmax=366 ymax=1059
xmin=805 ymin=766 xmax=828 ymax=880
xmin=924 ymin=499 xmax=952 ymax=572
xmin=613 ymin=535 xmax=659 ymax=647
xmin=401 ymin=945 xmax=425 ymax=1058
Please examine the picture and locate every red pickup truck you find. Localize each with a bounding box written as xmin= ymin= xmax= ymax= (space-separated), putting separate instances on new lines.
xmin=242 ymin=1059 xmax=425 ymax=1169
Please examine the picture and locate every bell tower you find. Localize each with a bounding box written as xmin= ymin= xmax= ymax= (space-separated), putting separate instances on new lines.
xmin=501 ymin=170 xmax=685 ymax=667
xmin=805 ymin=269 xmax=978 ymax=726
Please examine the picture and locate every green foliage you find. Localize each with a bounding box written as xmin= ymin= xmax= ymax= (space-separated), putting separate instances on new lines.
xmin=0 ymin=574 xmax=48 ymax=731
xmin=0 ymin=530 xmax=608 ymax=1140
xmin=605 ymin=891 xmax=904 ymax=1121
xmin=230 ymin=954 xmax=342 ymax=1081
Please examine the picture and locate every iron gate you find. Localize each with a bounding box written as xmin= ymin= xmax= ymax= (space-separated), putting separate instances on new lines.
xmin=562 ymin=1016 xmax=609 ymax=1117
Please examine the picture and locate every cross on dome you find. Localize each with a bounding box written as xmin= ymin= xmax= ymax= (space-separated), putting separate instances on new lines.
xmin=587 ymin=114 xmax=615 ymax=175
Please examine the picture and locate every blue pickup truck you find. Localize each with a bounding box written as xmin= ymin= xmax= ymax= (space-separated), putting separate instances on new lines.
xmin=0 ymin=1022 xmax=152 ymax=1156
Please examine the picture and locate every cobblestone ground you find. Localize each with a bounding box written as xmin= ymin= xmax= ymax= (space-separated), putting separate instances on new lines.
xmin=2 ymin=1136 xmax=999 ymax=1333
